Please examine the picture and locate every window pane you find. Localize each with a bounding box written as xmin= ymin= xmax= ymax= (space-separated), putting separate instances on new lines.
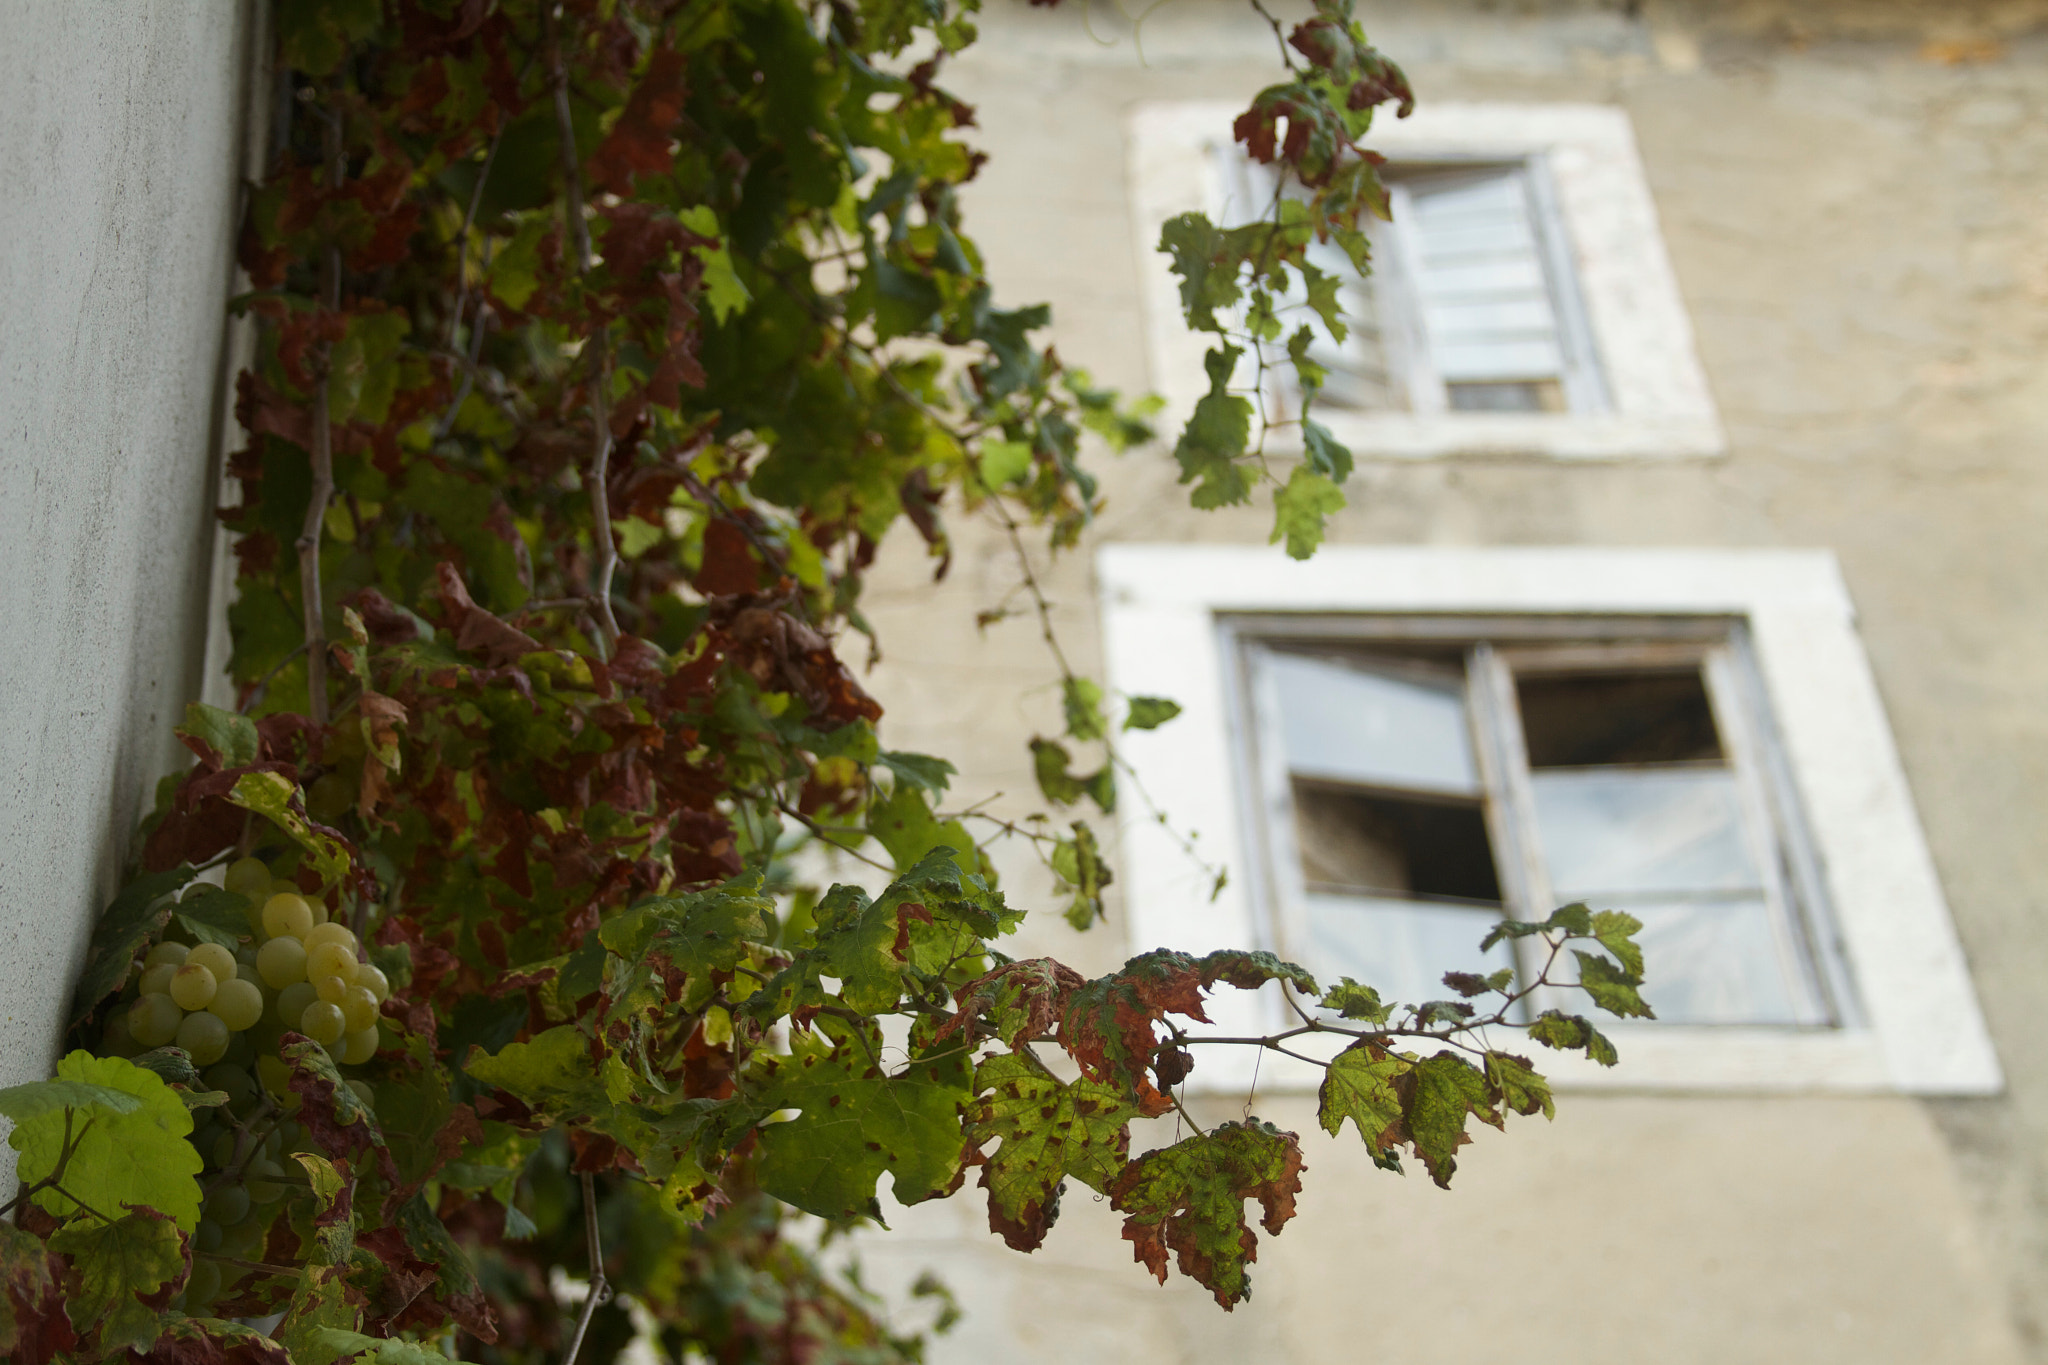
xmin=1517 ymin=669 xmax=1723 ymax=767
xmin=1606 ymin=896 xmax=1807 ymax=1025
xmin=1403 ymin=166 xmax=1569 ymax=386
xmin=1293 ymin=783 xmax=1500 ymax=903
xmin=1270 ymin=652 xmax=1479 ymax=794
xmin=1306 ymin=893 xmax=1514 ymax=1008
xmin=1531 ymin=768 xmax=1759 ymax=897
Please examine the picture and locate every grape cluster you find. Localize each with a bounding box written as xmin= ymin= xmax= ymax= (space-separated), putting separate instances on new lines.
xmin=103 ymin=857 xmax=390 ymax=1067
xmin=93 ymin=855 xmax=393 ymax=1311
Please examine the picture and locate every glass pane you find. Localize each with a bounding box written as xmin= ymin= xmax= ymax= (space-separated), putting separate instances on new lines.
xmin=1603 ymin=896 xmax=1806 ymax=1025
xmin=1293 ymin=783 xmax=1500 ymax=903
xmin=1270 ymin=652 xmax=1478 ymax=795
xmin=1517 ymin=669 xmax=1723 ymax=767
xmin=1306 ymin=893 xmax=1514 ymax=1009
xmin=1532 ymin=769 xmax=1759 ymax=897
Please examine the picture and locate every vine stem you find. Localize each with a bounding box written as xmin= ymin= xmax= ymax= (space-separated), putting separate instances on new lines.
xmin=298 ymin=85 xmax=346 ymax=727
xmin=548 ymin=12 xmax=620 ymax=661
xmin=560 ymin=1171 xmax=611 ymax=1365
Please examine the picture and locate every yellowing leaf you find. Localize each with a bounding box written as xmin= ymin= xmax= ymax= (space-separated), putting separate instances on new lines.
xmin=965 ymin=1052 xmax=1136 ymax=1251
xmin=11 ymin=1052 xmax=201 ymax=1230
xmin=49 ymin=1210 xmax=184 ymax=1353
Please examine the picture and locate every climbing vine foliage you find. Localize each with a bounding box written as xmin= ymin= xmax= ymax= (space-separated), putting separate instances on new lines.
xmin=0 ymin=0 xmax=1650 ymax=1361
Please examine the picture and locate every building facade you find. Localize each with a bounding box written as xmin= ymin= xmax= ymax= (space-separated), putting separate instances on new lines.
xmin=844 ymin=2 xmax=2048 ymax=1361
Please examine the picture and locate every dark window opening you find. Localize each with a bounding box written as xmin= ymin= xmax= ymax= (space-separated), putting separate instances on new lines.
xmin=1516 ymin=669 xmax=1723 ymax=768
xmin=1292 ymin=781 xmax=1502 ymax=904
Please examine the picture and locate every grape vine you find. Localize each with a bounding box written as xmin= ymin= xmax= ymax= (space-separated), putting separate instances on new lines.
xmin=0 ymin=0 xmax=1653 ymax=1362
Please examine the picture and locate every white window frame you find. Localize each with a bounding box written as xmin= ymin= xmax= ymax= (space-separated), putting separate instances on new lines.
xmin=1126 ymin=101 xmax=1726 ymax=460
xmin=1097 ymin=544 xmax=2000 ymax=1095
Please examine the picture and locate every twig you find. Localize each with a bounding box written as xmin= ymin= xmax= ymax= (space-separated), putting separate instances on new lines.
xmin=197 ymin=1252 xmax=303 ymax=1280
xmin=547 ymin=13 xmax=620 ymax=660
xmin=560 ymin=1171 xmax=611 ymax=1365
xmin=297 ymin=84 xmax=346 ymax=728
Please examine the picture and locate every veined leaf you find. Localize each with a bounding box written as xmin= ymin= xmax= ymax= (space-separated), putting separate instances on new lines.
xmin=1108 ymin=1119 xmax=1304 ymax=1309
xmin=965 ymin=1052 xmax=1137 ymax=1251
xmin=10 ymin=1052 xmax=201 ymax=1230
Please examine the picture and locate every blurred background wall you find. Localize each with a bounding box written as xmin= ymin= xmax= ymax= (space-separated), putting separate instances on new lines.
xmin=842 ymin=2 xmax=2048 ymax=1361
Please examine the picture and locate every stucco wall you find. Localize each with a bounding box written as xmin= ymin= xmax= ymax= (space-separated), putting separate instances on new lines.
xmin=843 ymin=0 xmax=2048 ymax=1358
xmin=0 ymin=3 xmax=256 ymax=1096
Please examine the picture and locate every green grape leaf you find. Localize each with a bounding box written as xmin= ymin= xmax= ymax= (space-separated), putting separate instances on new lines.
xmin=277 ymin=1264 xmax=362 ymax=1365
xmin=1029 ymin=738 xmax=1115 ymax=813
xmin=1173 ymin=351 xmax=1254 ymax=510
xmin=751 ymin=1027 xmax=972 ymax=1220
xmin=1572 ymin=950 xmax=1655 ymax=1020
xmin=601 ymin=877 xmax=777 ymax=1011
xmin=129 ymin=1047 xmax=203 ymax=1089
xmin=49 ymin=1209 xmax=184 ymax=1354
xmin=1108 ymin=1119 xmax=1304 ymax=1309
xmin=678 ymin=206 xmax=752 ymax=323
xmin=867 ymin=778 xmax=985 ymax=874
xmin=464 ymin=1026 xmax=628 ymax=1120
xmin=174 ymin=886 xmax=255 ymax=949
xmin=1544 ymin=902 xmax=1594 ymax=936
xmin=1050 ymin=820 xmax=1113 ymax=930
xmin=750 ymin=883 xmax=921 ymax=1015
xmin=977 ymin=437 xmax=1033 ymax=489
xmin=1484 ymin=1052 xmax=1555 ymax=1120
xmin=1317 ymin=1043 xmax=1408 ymax=1166
xmin=281 ymin=1036 xmax=397 ymax=1184
xmin=177 ymin=702 xmax=261 ymax=768
xmin=1394 ymin=1051 xmax=1498 ymax=1189
xmin=10 ymin=1052 xmax=201 ymax=1230
xmin=1122 ymin=696 xmax=1182 ymax=731
xmin=1061 ymin=677 xmax=1108 ymax=742
xmin=227 ymin=771 xmax=353 ymax=889
xmin=1270 ymin=465 xmax=1346 ymax=560
xmin=0 ymin=1080 xmax=144 ymax=1124
xmin=69 ymin=865 xmax=193 ymax=1027
xmin=1478 ymin=917 xmax=1547 ymax=952
xmin=316 ymin=1327 xmax=459 ymax=1365
xmin=877 ymin=750 xmax=956 ymax=795
xmin=1196 ymin=948 xmax=1318 ymax=995
xmin=965 ymin=1052 xmax=1137 ymax=1251
xmin=1318 ymin=977 xmax=1391 ymax=1024
xmin=1527 ymin=1010 xmax=1620 ymax=1067
xmin=1590 ymin=909 xmax=1646 ymax=978
xmin=1299 ymin=417 xmax=1354 ymax=483
xmin=291 ymin=1152 xmax=354 ymax=1265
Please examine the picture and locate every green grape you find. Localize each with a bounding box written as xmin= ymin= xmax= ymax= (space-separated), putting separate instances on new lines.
xmin=224 ymin=856 xmax=271 ymax=901
xmin=143 ymin=941 xmax=189 ymax=971
xmin=308 ymin=897 xmax=330 ymax=926
xmin=339 ymin=985 xmax=379 ymax=1034
xmin=185 ymin=1258 xmax=222 ymax=1308
xmin=235 ymin=963 xmax=263 ymax=988
xmin=276 ymin=981 xmax=318 ymax=1029
xmin=186 ymin=943 xmax=238 ymax=982
xmin=263 ymin=1127 xmax=284 ymax=1159
xmin=210 ymin=1129 xmax=242 ymax=1170
xmin=261 ymin=893 xmax=315 ymax=941
xmin=306 ymin=940 xmax=357 ymax=984
xmin=170 ymin=963 xmax=219 ymax=1011
xmin=246 ymin=1157 xmax=286 ymax=1203
xmin=194 ymin=1219 xmax=224 ymax=1254
xmin=304 ymin=922 xmax=357 ymax=954
xmin=356 ymin=963 xmax=392 ymax=1003
xmin=314 ymin=973 xmax=352 ymax=1006
xmin=137 ymin=962 xmax=178 ymax=997
xmin=129 ymin=993 xmax=183 ymax=1048
xmin=300 ymin=1000 xmax=347 ymax=1045
xmin=257 ymin=935 xmax=309 ymax=988
xmin=345 ymin=1078 xmax=376 ymax=1107
xmin=208 ymin=978 xmax=265 ymax=1032
xmin=341 ymin=1028 xmax=379 ymax=1066
xmin=178 ymin=1011 xmax=230 ymax=1066
xmin=204 ymin=1184 xmax=250 ymax=1226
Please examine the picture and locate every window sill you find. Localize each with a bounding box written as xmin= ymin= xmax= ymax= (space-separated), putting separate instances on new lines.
xmin=1307 ymin=410 xmax=1725 ymax=461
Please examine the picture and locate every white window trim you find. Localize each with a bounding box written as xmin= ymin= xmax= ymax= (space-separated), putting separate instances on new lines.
xmin=1097 ymin=544 xmax=2001 ymax=1095
xmin=1126 ymin=101 xmax=1726 ymax=460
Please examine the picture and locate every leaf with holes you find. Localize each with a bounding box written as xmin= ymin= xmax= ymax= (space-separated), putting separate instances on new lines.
xmin=1109 ymin=1120 xmax=1305 ymax=1309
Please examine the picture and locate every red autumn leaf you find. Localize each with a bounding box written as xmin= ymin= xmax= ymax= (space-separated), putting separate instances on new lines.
xmin=586 ymin=46 xmax=690 ymax=195
xmin=434 ymin=561 xmax=541 ymax=666
xmin=695 ymin=520 xmax=760 ymax=596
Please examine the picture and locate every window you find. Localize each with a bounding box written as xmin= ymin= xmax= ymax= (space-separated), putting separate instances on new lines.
xmin=1229 ymin=159 xmax=1606 ymax=417
xmin=1097 ymin=545 xmax=2000 ymax=1093
xmin=1233 ymin=621 xmax=1840 ymax=1028
xmin=1127 ymin=102 xmax=1725 ymax=459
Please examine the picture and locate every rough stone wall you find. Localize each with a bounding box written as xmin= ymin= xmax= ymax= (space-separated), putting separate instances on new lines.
xmin=0 ymin=2 xmax=257 ymax=1103
xmin=840 ymin=0 xmax=2048 ymax=1359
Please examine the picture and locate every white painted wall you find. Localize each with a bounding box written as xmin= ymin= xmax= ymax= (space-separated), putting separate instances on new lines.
xmin=0 ymin=2 xmax=256 ymax=1093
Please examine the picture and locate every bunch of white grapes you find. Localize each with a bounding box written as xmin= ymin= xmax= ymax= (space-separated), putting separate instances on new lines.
xmin=106 ymin=856 xmax=391 ymax=1068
